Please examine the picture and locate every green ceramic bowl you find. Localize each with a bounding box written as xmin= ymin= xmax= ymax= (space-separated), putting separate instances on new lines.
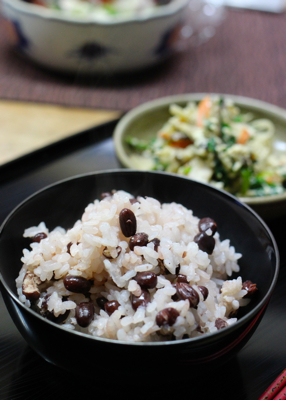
xmin=113 ymin=93 xmax=286 ymax=220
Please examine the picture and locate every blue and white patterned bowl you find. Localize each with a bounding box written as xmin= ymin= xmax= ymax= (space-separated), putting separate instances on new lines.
xmin=1 ymin=0 xmax=190 ymax=74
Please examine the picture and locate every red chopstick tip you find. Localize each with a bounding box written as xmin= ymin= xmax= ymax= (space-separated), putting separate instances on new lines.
xmin=258 ymin=369 xmax=286 ymax=400
xmin=273 ymin=388 xmax=286 ymax=400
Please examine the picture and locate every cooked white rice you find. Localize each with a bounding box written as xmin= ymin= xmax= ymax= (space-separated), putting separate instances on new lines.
xmin=16 ymin=190 xmax=253 ymax=342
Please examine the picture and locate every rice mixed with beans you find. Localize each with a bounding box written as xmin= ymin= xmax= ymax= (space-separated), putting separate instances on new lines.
xmin=16 ymin=190 xmax=257 ymax=342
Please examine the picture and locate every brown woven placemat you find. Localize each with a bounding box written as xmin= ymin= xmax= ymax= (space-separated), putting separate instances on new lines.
xmin=0 ymin=8 xmax=285 ymax=112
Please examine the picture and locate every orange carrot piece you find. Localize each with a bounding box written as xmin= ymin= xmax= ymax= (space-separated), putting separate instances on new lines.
xmin=197 ymin=96 xmax=212 ymax=127
xmin=158 ymin=131 xmax=170 ymax=139
xmin=169 ymin=138 xmax=193 ymax=148
xmin=264 ymin=173 xmax=280 ymax=184
xmin=237 ymin=128 xmax=250 ymax=144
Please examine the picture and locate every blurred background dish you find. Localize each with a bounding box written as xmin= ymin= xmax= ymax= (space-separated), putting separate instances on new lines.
xmin=0 ymin=0 xmax=225 ymax=75
xmin=113 ymin=93 xmax=286 ymax=220
xmin=179 ymin=0 xmax=226 ymax=48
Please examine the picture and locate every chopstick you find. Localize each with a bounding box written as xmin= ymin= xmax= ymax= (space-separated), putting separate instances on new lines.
xmin=258 ymin=368 xmax=286 ymax=400
xmin=273 ymin=388 xmax=286 ymax=400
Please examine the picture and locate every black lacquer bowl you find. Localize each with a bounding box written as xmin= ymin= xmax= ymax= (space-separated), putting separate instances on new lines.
xmin=0 ymin=170 xmax=279 ymax=377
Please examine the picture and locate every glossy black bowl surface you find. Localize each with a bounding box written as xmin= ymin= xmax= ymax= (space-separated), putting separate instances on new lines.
xmin=0 ymin=170 xmax=279 ymax=377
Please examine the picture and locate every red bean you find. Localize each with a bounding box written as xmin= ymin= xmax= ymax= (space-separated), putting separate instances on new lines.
xmin=104 ymin=300 xmax=120 ymax=316
xmin=215 ymin=318 xmax=228 ymax=330
xmin=156 ymin=307 xmax=179 ymax=327
xmin=40 ymin=294 xmax=70 ymax=323
xmin=75 ymin=302 xmax=95 ymax=327
xmin=22 ymin=272 xmax=41 ymax=301
xmin=198 ymin=217 xmax=217 ymax=236
xmin=119 ymin=208 xmax=137 ymax=237
xmin=198 ymin=285 xmax=209 ymax=301
xmin=96 ymin=296 xmax=108 ymax=310
xmin=66 ymin=242 xmax=73 ymax=254
xmin=242 ymin=280 xmax=258 ymax=298
xmin=131 ymin=290 xmax=151 ymax=311
xmin=63 ymin=275 xmax=92 ymax=294
xmin=171 ymin=283 xmax=179 ymax=301
xmin=102 ymin=246 xmax=122 ymax=259
xmin=177 ymin=274 xmax=188 ymax=283
xmin=100 ymin=192 xmax=112 ymax=199
xmin=129 ymin=198 xmax=140 ymax=205
xmin=194 ymin=232 xmax=215 ymax=254
xmin=45 ymin=309 xmax=70 ymax=324
xmin=129 ymin=232 xmax=149 ymax=251
xmin=149 ymin=238 xmax=160 ymax=252
xmin=32 ymin=232 xmax=47 ymax=243
xmin=134 ymin=271 xmax=157 ymax=289
xmin=66 ymin=241 xmax=79 ymax=255
xmin=176 ymin=282 xmax=200 ymax=308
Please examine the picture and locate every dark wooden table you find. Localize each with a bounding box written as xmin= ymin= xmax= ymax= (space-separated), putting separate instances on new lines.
xmin=0 ymin=119 xmax=285 ymax=400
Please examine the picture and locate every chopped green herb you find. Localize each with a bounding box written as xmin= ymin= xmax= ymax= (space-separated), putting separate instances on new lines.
xmin=103 ymin=4 xmax=117 ymax=14
xmin=207 ymin=138 xmax=216 ymax=152
xmin=126 ymin=137 xmax=149 ymax=152
xmin=152 ymin=159 xmax=168 ymax=171
xmin=232 ymin=115 xmax=243 ymax=122
xmin=251 ymin=186 xmax=282 ymax=197
xmin=206 ymin=121 xmax=216 ymax=132
xmin=222 ymin=132 xmax=236 ymax=147
xmin=183 ymin=166 xmax=191 ymax=175
xmin=249 ymin=175 xmax=265 ymax=190
xmin=240 ymin=168 xmax=252 ymax=194
xmin=213 ymin=157 xmax=228 ymax=185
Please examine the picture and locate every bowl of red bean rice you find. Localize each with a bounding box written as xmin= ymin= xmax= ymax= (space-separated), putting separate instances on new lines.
xmin=0 ymin=170 xmax=279 ymax=377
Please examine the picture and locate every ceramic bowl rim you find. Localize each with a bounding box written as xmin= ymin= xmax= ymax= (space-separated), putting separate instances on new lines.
xmin=0 ymin=169 xmax=280 ymax=348
xmin=113 ymin=93 xmax=286 ymax=207
xmin=1 ymin=0 xmax=190 ymax=26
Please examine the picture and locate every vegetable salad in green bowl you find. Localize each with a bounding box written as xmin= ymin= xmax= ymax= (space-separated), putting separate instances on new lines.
xmin=114 ymin=94 xmax=286 ymax=219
